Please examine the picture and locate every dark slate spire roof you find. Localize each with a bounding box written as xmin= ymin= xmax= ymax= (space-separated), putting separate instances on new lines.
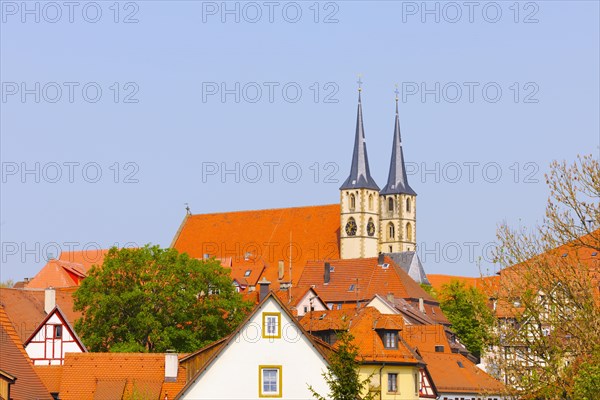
xmin=340 ymin=88 xmax=380 ymax=191
xmin=380 ymin=94 xmax=417 ymax=196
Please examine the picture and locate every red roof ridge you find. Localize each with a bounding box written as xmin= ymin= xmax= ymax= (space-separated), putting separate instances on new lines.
xmin=187 ymin=203 xmax=340 ymax=218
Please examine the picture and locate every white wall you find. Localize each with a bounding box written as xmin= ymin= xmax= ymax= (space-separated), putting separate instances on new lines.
xmin=25 ymin=312 xmax=84 ymax=365
xmin=296 ymin=290 xmax=327 ymax=317
xmin=181 ymin=297 xmax=331 ymax=399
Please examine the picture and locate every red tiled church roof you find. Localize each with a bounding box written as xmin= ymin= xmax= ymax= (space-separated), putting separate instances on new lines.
xmin=171 ymin=204 xmax=341 ymax=285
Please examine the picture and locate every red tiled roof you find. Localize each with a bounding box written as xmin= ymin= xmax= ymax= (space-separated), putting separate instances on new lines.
xmin=34 ymin=365 xmax=63 ymax=393
xmin=495 ymin=230 xmax=600 ymax=318
xmin=298 ymin=256 xmax=435 ymax=303
xmin=402 ymin=325 xmax=505 ymax=394
xmin=300 ymin=307 xmax=419 ymax=364
xmin=58 ymin=353 xmax=187 ymax=400
xmin=0 ymin=287 xmax=80 ymax=344
xmin=26 ymin=249 xmax=110 ymax=289
xmin=0 ymin=306 xmax=53 ymax=399
xmin=420 ymin=352 xmax=504 ymax=394
xmin=171 ymin=204 xmax=341 ymax=285
xmin=427 ymin=274 xmax=500 ymax=298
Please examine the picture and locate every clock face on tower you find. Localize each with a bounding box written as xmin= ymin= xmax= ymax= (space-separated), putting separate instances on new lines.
xmin=345 ymin=218 xmax=357 ymax=236
xmin=367 ymin=220 xmax=375 ymax=236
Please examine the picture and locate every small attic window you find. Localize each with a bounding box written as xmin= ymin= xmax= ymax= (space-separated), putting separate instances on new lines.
xmin=434 ymin=345 xmax=444 ymax=353
xmin=330 ymin=266 xmax=335 ymax=272
xmin=319 ymin=313 xmax=327 ymax=320
xmin=381 ymin=263 xmax=389 ymax=269
xmin=592 ymin=252 xmax=598 ymax=256
xmin=244 ymin=270 xmax=251 ymax=277
xmin=457 ymin=361 xmax=464 ymax=368
xmin=348 ymin=284 xmax=355 ymax=292
xmin=561 ymin=253 xmax=568 ymax=257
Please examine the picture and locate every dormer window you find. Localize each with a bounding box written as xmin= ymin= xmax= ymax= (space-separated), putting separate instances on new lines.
xmin=383 ymin=331 xmax=398 ymax=349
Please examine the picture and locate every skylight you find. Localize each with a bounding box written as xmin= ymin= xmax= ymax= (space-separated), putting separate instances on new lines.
xmin=244 ymin=270 xmax=251 ymax=277
xmin=348 ymin=284 xmax=355 ymax=292
xmin=457 ymin=361 xmax=464 ymax=368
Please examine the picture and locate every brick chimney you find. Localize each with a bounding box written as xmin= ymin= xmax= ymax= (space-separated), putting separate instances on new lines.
xmin=44 ymin=287 xmax=56 ymax=314
xmin=164 ymin=350 xmax=178 ymax=382
xmin=324 ymin=262 xmax=331 ymax=284
xmin=259 ymin=278 xmax=271 ymax=302
xmin=378 ymin=253 xmax=385 ymax=265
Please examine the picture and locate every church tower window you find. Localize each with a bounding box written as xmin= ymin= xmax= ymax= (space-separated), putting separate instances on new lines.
xmin=406 ymin=198 xmax=411 ymax=212
xmin=388 ymin=223 xmax=395 ymax=240
xmin=406 ymin=222 xmax=413 ymax=242
xmin=388 ymin=198 xmax=394 ymax=212
xmin=350 ymin=194 xmax=356 ymax=211
xmin=368 ymin=194 xmax=373 ymax=210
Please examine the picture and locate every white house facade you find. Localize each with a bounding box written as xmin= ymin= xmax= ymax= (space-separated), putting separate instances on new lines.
xmin=176 ymin=293 xmax=332 ymax=400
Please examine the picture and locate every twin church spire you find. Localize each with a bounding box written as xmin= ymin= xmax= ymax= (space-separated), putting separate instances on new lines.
xmin=339 ymin=82 xmax=418 ymax=259
xmin=340 ymin=84 xmax=416 ymax=196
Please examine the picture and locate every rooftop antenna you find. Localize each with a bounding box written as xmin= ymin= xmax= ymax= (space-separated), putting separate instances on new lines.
xmin=288 ymin=231 xmax=292 ymax=303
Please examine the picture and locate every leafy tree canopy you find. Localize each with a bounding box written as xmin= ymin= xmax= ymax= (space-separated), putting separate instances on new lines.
xmin=309 ymin=330 xmax=375 ymax=400
xmin=74 ymin=245 xmax=253 ymax=353
xmin=436 ymin=280 xmax=494 ymax=359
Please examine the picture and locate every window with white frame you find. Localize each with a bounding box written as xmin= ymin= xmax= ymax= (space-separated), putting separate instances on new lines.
xmin=259 ymin=366 xmax=282 ymax=397
xmin=388 ymin=373 xmax=398 ymax=392
xmin=262 ymin=312 xmax=281 ymax=339
xmin=383 ymin=331 xmax=398 ymax=349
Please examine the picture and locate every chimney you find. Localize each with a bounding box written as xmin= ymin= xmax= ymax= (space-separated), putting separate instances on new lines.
xmin=164 ymin=350 xmax=178 ymax=382
xmin=44 ymin=288 xmax=56 ymax=314
xmin=324 ymin=262 xmax=331 ymax=284
xmin=278 ymin=260 xmax=284 ymax=280
xmin=378 ymin=253 xmax=384 ymax=265
xmin=259 ymin=278 xmax=271 ymax=302
xmin=418 ymin=297 xmax=425 ymax=313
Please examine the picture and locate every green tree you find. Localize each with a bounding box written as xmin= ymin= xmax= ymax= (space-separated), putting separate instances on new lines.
xmin=437 ymin=280 xmax=494 ymax=359
xmin=309 ymin=330 xmax=375 ymax=400
xmin=73 ymin=245 xmax=253 ymax=353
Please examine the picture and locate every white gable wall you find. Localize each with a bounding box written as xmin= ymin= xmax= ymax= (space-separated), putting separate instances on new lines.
xmin=25 ymin=311 xmax=84 ymax=365
xmin=296 ymin=289 xmax=327 ymax=317
xmin=181 ymin=297 xmax=331 ymax=399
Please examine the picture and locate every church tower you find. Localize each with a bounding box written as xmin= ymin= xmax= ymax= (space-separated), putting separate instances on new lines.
xmin=340 ymin=84 xmax=380 ymax=259
xmin=379 ymin=92 xmax=417 ymax=253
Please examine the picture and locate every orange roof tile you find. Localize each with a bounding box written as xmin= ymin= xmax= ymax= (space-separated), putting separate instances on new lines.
xmin=419 ymin=352 xmax=504 ymax=394
xmin=427 ymin=274 xmax=500 ymax=297
xmin=34 ymin=365 xmax=63 ymax=393
xmin=0 ymin=287 xmax=81 ymax=344
xmin=495 ymin=230 xmax=600 ymax=318
xmin=0 ymin=306 xmax=53 ymax=399
xmin=171 ymin=204 xmax=341 ymax=285
xmin=298 ymin=256 xmax=434 ymax=303
xmin=402 ymin=325 xmax=504 ymax=394
xmin=301 ymin=306 xmax=419 ymax=364
xmin=26 ymin=249 xmax=110 ymax=289
xmin=59 ymin=353 xmax=187 ymax=400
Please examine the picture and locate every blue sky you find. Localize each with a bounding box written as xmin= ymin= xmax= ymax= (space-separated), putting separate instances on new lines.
xmin=1 ymin=1 xmax=599 ymax=282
